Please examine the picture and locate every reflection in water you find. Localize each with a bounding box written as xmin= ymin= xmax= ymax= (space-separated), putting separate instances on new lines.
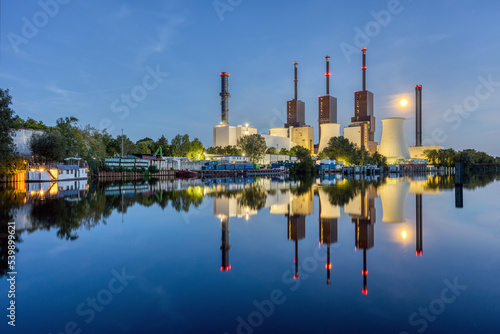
xmin=1 ymin=173 xmax=499 ymax=284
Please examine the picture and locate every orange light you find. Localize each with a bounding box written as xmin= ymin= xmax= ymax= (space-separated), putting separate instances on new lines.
xmin=355 ymin=246 xmax=357 ymax=252
xmin=325 ymin=263 xmax=332 ymax=270
xmin=362 ymin=288 xmax=368 ymax=295
xmin=220 ymin=266 xmax=223 ymax=271
xmin=293 ymin=275 xmax=299 ymax=280
xmin=362 ymin=270 xmax=368 ymax=276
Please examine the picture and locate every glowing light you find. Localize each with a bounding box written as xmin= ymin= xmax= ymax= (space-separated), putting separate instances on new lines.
xmin=325 ymin=263 xmax=332 ymax=270
xmin=245 ymin=123 xmax=249 ymax=128
xmin=362 ymin=288 xmax=368 ymax=295
xmin=400 ymin=98 xmax=408 ymax=107
xmin=402 ymin=230 xmax=407 ymax=239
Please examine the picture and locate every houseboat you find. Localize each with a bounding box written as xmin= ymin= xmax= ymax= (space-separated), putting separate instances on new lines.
xmin=26 ymin=159 xmax=88 ymax=182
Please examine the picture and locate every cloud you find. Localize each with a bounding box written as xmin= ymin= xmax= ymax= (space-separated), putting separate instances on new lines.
xmin=136 ymin=15 xmax=186 ymax=66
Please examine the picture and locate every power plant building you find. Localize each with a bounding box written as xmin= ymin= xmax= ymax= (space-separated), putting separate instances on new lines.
xmin=317 ymin=55 xmax=341 ymax=155
xmin=212 ymin=72 xmax=257 ymax=147
xmin=285 ymin=62 xmax=306 ymax=128
xmin=345 ymin=48 xmax=378 ymax=154
xmin=378 ymin=118 xmax=411 ymax=163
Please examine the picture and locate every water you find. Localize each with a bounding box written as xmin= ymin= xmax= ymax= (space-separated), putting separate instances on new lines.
xmin=1 ymin=174 xmax=499 ymax=334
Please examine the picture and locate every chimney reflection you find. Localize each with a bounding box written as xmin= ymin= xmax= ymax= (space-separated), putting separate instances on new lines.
xmin=416 ymin=194 xmax=423 ymax=257
xmin=288 ymin=214 xmax=305 ymax=280
xmin=220 ymin=216 xmax=231 ymax=272
xmin=318 ymin=188 xmax=340 ymax=285
xmin=349 ymin=187 xmax=377 ymax=295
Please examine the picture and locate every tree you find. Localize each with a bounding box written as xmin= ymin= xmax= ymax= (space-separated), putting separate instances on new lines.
xmin=371 ymin=151 xmax=387 ymax=166
xmin=237 ymin=134 xmax=266 ymax=163
xmin=156 ymin=135 xmax=172 ymax=157
xmin=29 ymin=131 xmax=66 ymax=162
xmin=171 ymin=134 xmax=191 ymax=157
xmin=115 ymin=134 xmax=136 ymax=156
xmin=266 ymin=147 xmax=277 ymax=154
xmin=290 ymin=146 xmax=317 ymax=179
xmin=322 ymin=137 xmax=356 ymax=164
xmin=0 ymin=89 xmax=16 ymax=169
xmin=187 ymin=138 xmax=205 ymax=161
xmin=424 ymin=149 xmax=438 ymax=165
xmin=136 ymin=137 xmax=155 ymax=154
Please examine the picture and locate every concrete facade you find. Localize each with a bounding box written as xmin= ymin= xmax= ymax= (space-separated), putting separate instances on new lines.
xmin=291 ymin=126 xmax=314 ymax=153
xmin=318 ymin=123 xmax=341 ymax=154
xmin=213 ymin=124 xmax=257 ymax=147
xmin=378 ymin=118 xmax=411 ymax=163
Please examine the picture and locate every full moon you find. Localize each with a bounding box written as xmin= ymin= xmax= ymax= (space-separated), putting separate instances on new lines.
xmin=400 ymin=98 xmax=408 ymax=107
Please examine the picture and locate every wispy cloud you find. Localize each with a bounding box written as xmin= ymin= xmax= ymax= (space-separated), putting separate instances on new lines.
xmin=136 ymin=15 xmax=186 ymax=66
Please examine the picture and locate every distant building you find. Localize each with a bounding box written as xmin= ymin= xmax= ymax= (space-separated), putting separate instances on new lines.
xmin=213 ymin=124 xmax=258 ymax=147
xmin=12 ymin=128 xmax=45 ymax=157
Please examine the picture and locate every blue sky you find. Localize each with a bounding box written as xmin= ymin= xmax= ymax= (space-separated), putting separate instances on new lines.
xmin=1 ymin=0 xmax=499 ymax=156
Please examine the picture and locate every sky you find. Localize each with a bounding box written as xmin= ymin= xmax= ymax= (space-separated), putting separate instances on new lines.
xmin=1 ymin=0 xmax=499 ymax=156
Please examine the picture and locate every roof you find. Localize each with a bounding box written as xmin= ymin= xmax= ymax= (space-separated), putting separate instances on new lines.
xmin=57 ymin=164 xmax=80 ymax=170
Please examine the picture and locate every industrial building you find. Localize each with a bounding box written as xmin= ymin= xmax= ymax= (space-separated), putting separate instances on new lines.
xmin=378 ymin=118 xmax=411 ymax=164
xmin=213 ymin=72 xmax=257 ymax=147
xmin=344 ymin=48 xmax=378 ymax=154
xmin=317 ymin=56 xmax=341 ymax=155
xmin=285 ymin=62 xmax=306 ymax=128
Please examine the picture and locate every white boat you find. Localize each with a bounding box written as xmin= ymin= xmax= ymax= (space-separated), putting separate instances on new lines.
xmin=26 ymin=163 xmax=88 ymax=182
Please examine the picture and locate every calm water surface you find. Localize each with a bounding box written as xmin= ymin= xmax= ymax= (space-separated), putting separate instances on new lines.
xmin=1 ymin=174 xmax=499 ymax=334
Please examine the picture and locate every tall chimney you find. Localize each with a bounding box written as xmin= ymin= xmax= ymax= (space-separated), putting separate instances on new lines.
xmin=362 ymin=48 xmax=367 ymax=91
xmin=220 ymin=72 xmax=230 ymax=126
xmin=326 ymin=55 xmax=331 ymax=95
xmin=415 ymin=85 xmax=422 ymax=146
xmin=293 ymin=62 xmax=298 ymax=100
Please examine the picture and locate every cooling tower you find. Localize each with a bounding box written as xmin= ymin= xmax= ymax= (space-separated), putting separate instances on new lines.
xmin=318 ymin=187 xmax=341 ymax=219
xmin=318 ymin=123 xmax=341 ymax=154
xmin=378 ymin=118 xmax=410 ymax=161
xmin=379 ymin=178 xmax=410 ymax=223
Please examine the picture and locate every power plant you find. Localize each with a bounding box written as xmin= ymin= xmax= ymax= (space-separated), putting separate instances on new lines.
xmin=415 ymin=85 xmax=423 ymax=147
xmin=344 ymin=48 xmax=378 ymax=154
xmin=285 ymin=62 xmax=306 ymax=128
xmin=211 ymin=48 xmax=437 ymax=166
xmin=220 ymin=72 xmax=230 ymax=127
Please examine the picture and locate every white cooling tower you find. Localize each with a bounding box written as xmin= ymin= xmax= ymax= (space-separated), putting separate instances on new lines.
xmin=378 ymin=118 xmax=410 ymax=160
xmin=379 ymin=177 xmax=410 ymax=223
xmin=318 ymin=123 xmax=341 ymax=154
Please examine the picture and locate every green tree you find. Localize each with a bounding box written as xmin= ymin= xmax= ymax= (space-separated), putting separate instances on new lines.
xmin=237 ymin=134 xmax=266 ymax=163
xmin=115 ymin=134 xmax=136 ymax=156
xmin=187 ymin=138 xmax=205 ymax=161
xmin=171 ymin=134 xmax=191 ymax=157
xmin=290 ymin=146 xmax=317 ymax=179
xmin=266 ymin=147 xmax=277 ymax=154
xmin=136 ymin=137 xmax=155 ymax=154
xmin=29 ymin=131 xmax=66 ymax=162
xmin=322 ymin=136 xmax=356 ymax=164
xmin=156 ymin=135 xmax=172 ymax=157
xmin=0 ymin=89 xmax=16 ymax=171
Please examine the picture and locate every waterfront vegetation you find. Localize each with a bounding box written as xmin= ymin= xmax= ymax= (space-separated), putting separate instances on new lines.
xmin=320 ymin=136 xmax=387 ymax=166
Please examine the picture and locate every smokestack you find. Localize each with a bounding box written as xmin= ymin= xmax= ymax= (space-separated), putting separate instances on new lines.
xmin=325 ymin=55 xmax=331 ymax=95
xmin=362 ymin=48 xmax=367 ymax=91
xmin=415 ymin=85 xmax=422 ymax=147
xmin=220 ymin=72 xmax=230 ymax=126
xmin=293 ymin=62 xmax=298 ymax=100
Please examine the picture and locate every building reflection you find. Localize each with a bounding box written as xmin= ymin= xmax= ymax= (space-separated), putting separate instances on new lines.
xmin=317 ymin=187 xmax=340 ymax=285
xmin=346 ymin=186 xmax=377 ymax=295
xmin=416 ymin=194 xmax=423 ymax=256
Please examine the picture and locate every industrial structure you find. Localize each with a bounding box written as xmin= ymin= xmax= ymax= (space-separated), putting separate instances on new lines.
xmin=378 ymin=118 xmax=411 ymax=163
xmin=213 ymin=72 xmax=257 ymax=147
xmin=285 ymin=62 xmax=306 ymax=128
xmin=318 ymin=56 xmax=338 ymax=138
xmin=344 ymin=48 xmax=378 ymax=154
xmin=415 ymin=85 xmax=422 ymax=147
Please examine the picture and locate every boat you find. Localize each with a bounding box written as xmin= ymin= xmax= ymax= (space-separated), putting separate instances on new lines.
xmin=26 ymin=159 xmax=89 ymax=182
